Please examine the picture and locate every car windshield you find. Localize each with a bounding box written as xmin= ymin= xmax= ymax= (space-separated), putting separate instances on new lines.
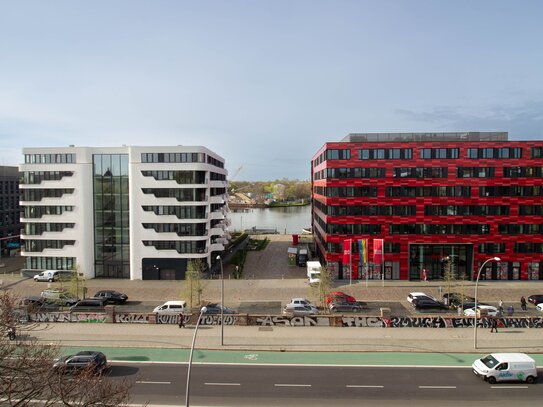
xmin=481 ymin=355 xmax=499 ymax=368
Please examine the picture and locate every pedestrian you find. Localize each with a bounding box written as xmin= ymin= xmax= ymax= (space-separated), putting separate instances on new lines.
xmin=490 ymin=317 xmax=498 ymax=333
xmin=498 ymin=299 xmax=504 ymax=314
xmin=507 ymin=305 xmax=514 ymax=316
xmin=520 ymin=296 xmax=527 ymax=311
xmin=178 ymin=314 xmax=185 ymax=328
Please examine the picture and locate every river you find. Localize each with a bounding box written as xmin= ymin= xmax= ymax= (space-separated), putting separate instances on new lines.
xmin=227 ymin=205 xmax=311 ymax=235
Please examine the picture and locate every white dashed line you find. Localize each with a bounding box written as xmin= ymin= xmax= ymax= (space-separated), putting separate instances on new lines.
xmin=136 ymin=381 xmax=171 ymax=385
xmin=419 ymin=385 xmax=457 ymax=389
xmin=491 ymin=386 xmax=528 ymax=389
xmin=204 ymin=382 xmax=241 ymax=386
xmin=274 ymin=384 xmax=312 ymax=387
xmin=346 ymin=385 xmax=384 ymax=388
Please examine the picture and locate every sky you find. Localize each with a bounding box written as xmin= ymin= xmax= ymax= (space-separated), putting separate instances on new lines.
xmin=1 ymin=1 xmax=542 ymax=180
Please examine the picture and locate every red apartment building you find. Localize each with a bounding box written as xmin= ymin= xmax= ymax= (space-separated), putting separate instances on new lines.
xmin=311 ymin=132 xmax=543 ymax=282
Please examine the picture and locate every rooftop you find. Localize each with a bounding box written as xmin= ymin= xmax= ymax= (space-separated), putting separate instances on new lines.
xmin=342 ymin=131 xmax=508 ymax=143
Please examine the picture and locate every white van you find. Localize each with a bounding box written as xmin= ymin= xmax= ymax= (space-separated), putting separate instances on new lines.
xmin=472 ymin=353 xmax=538 ymax=384
xmin=306 ymin=261 xmax=321 ymax=285
xmin=153 ymin=300 xmax=187 ymax=315
xmin=34 ymin=270 xmax=73 ymax=282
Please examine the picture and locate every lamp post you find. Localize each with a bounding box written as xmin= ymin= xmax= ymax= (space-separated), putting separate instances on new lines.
xmin=474 ymin=256 xmax=500 ymax=349
xmin=216 ymin=255 xmax=224 ymax=346
xmin=185 ymin=306 xmax=207 ymax=407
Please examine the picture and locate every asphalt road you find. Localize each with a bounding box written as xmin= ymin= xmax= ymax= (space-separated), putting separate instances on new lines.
xmin=110 ymin=363 xmax=543 ymax=407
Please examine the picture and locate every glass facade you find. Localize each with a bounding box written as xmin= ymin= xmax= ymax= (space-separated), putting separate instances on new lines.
xmin=408 ymin=244 xmax=472 ymax=281
xmin=93 ymin=154 xmax=130 ymax=278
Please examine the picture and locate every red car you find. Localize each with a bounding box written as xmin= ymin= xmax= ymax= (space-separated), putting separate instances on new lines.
xmin=325 ymin=291 xmax=356 ymax=305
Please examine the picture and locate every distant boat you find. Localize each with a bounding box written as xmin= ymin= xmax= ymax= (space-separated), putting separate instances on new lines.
xmin=301 ymin=227 xmax=312 ymax=235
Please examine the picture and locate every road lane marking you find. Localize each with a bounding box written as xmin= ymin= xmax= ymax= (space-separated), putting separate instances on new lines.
xmin=419 ymin=386 xmax=457 ymax=389
xmin=136 ymin=381 xmax=171 ymax=385
xmin=491 ymin=386 xmax=528 ymax=389
xmin=274 ymin=384 xmax=311 ymax=387
xmin=346 ymin=385 xmax=384 ymax=388
xmin=204 ymin=382 xmax=241 ymax=386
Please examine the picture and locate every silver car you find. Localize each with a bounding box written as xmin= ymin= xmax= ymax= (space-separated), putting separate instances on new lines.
xmin=282 ymin=304 xmax=318 ymax=316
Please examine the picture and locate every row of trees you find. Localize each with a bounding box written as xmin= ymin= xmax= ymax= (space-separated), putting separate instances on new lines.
xmin=229 ymin=179 xmax=311 ymax=202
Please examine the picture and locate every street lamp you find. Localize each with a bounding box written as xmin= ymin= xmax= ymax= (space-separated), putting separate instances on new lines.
xmin=474 ymin=257 xmax=500 ymax=349
xmin=216 ymin=255 xmax=224 ymax=346
xmin=185 ymin=306 xmax=207 ymax=407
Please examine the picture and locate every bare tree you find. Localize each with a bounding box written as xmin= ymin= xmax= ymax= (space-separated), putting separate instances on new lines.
xmin=0 ymin=291 xmax=133 ymax=406
xmin=310 ymin=265 xmax=332 ymax=311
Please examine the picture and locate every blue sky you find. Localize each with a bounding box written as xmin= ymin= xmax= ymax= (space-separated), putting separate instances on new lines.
xmin=1 ymin=1 xmax=542 ymax=180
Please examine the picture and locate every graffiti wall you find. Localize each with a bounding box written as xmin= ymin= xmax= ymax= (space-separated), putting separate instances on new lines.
xmin=26 ymin=311 xmax=543 ymax=328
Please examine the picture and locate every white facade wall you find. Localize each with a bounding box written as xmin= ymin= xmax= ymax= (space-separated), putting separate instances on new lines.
xmin=19 ymin=145 xmax=229 ymax=280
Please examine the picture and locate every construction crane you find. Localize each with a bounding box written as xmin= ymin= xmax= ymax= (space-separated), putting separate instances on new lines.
xmin=228 ymin=165 xmax=243 ymax=182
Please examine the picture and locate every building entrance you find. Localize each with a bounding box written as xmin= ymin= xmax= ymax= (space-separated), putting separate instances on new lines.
xmin=408 ymin=244 xmax=473 ymax=281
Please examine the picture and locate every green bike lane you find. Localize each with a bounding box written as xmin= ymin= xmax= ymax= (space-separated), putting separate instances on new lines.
xmin=59 ymin=346 xmax=543 ymax=367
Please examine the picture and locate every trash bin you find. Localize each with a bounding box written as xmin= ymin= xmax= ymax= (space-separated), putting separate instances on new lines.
xmin=292 ymin=234 xmax=299 ymax=246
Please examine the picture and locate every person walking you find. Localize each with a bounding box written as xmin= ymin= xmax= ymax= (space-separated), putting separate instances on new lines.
xmin=490 ymin=317 xmax=498 ymax=333
xmin=178 ymin=314 xmax=186 ymax=328
xmin=507 ymin=305 xmax=514 ymax=316
xmin=498 ymin=299 xmax=504 ymax=314
xmin=520 ymin=296 xmax=527 ymax=311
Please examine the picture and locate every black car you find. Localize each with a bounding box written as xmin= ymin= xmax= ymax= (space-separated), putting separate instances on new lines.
xmin=92 ymin=290 xmax=128 ymax=304
xmin=527 ymin=294 xmax=543 ymax=306
xmin=202 ymin=304 xmax=236 ymax=314
xmin=413 ymin=298 xmax=448 ymax=310
xmin=329 ymin=300 xmax=364 ymax=312
xmin=53 ymin=351 xmax=108 ymax=374
xmin=442 ymin=293 xmax=475 ymax=307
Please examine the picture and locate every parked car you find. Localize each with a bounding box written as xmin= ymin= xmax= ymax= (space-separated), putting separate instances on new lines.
xmin=464 ymin=305 xmax=499 ymax=317
xmin=461 ymin=301 xmax=490 ymax=310
xmin=288 ymin=298 xmax=316 ymax=307
xmin=412 ymin=298 xmax=448 ymax=310
xmin=536 ymin=303 xmax=543 ymax=312
xmin=325 ymin=291 xmax=356 ymax=305
xmin=40 ymin=289 xmax=78 ymax=306
xmin=442 ymin=292 xmax=475 ymax=307
xmin=153 ymin=300 xmax=187 ymax=314
xmin=329 ymin=300 xmax=363 ymax=313
xmin=19 ymin=296 xmax=59 ymax=311
xmin=92 ymin=290 xmax=128 ymax=304
xmin=407 ymin=292 xmax=435 ymax=303
xmin=202 ymin=303 xmax=236 ymax=314
xmin=70 ymin=298 xmax=107 ymax=312
xmin=53 ymin=351 xmax=108 ymax=374
xmin=527 ymin=294 xmax=543 ymax=306
xmin=282 ymin=303 xmax=318 ymax=317
xmin=33 ymin=270 xmax=74 ymax=282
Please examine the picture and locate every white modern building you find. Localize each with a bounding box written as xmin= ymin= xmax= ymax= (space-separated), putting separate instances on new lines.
xmin=19 ymin=146 xmax=230 ymax=280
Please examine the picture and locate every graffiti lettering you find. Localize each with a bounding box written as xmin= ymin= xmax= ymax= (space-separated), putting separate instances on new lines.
xmin=255 ymin=315 xmax=331 ymax=327
xmin=156 ymin=314 xmax=182 ymax=324
xmin=341 ymin=316 xmax=385 ymax=327
xmin=199 ymin=315 xmax=238 ymax=326
xmin=30 ymin=312 xmax=107 ymax=323
xmin=115 ymin=313 xmax=149 ymax=323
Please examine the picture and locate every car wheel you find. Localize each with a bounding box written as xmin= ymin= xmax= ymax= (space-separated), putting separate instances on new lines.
xmin=48 ymin=278 xmax=53 ymax=282
xmin=352 ymin=307 xmax=360 ymax=312
xmin=330 ymin=307 xmax=336 ymax=313
xmin=526 ymin=376 xmax=536 ymax=384
xmin=487 ymin=376 xmax=496 ymax=384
